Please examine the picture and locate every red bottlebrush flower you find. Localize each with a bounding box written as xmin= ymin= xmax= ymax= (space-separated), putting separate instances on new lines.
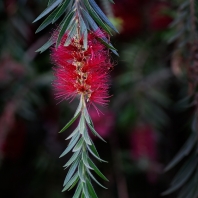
xmin=130 ymin=123 xmax=157 ymax=162
xmin=148 ymin=2 xmax=173 ymax=31
xmin=51 ymin=31 xmax=112 ymax=106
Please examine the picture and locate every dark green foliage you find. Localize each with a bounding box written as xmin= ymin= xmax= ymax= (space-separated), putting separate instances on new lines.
xmin=164 ymin=132 xmax=197 ymax=172
xmin=162 ymin=0 xmax=198 ymax=197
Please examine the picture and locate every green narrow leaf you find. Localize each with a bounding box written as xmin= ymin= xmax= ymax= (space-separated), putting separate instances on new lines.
xmin=75 ymin=97 xmax=83 ymax=117
xmin=66 ymin=127 xmax=79 ymax=140
xmin=179 ymin=1 xmax=189 ymax=10
xmin=64 ymin=21 xmax=77 ymax=46
xmin=48 ymin=0 xmax=56 ymax=6
xmin=98 ymin=37 xmax=116 ymax=50
xmin=168 ymin=27 xmax=185 ymax=44
xmin=83 ymin=127 xmax=92 ymax=146
xmin=59 ymin=133 xmax=80 ymax=158
xmin=82 ymin=152 xmax=93 ymax=169
xmin=178 ymin=179 xmax=194 ymax=198
xmin=89 ymin=0 xmax=118 ymax=32
xmin=79 ymin=115 xmax=85 ymax=134
xmin=82 ymin=183 xmax=90 ymax=198
xmin=98 ymin=37 xmax=119 ymax=56
xmin=88 ymin=158 xmax=108 ymax=181
xmin=52 ymin=0 xmax=71 ymax=23
xmin=79 ymin=15 xmax=88 ymax=50
xmin=164 ymin=133 xmax=197 ymax=172
xmin=87 ymin=142 xmax=107 ymax=162
xmin=35 ymin=38 xmax=55 ymax=53
xmin=186 ymin=188 xmax=196 ymax=198
xmin=171 ymin=154 xmax=197 ymax=186
xmin=87 ymin=179 xmax=98 ymax=198
xmin=88 ymin=123 xmax=106 ymax=142
xmin=78 ymin=160 xmax=86 ymax=182
xmin=178 ymin=183 xmax=195 ymax=198
xmin=64 ymin=159 xmax=80 ymax=186
xmin=68 ymin=176 xmax=80 ymax=191
xmin=84 ymin=0 xmax=112 ymax=35
xmin=83 ymin=108 xmax=91 ymax=125
xmin=81 ymin=8 xmax=99 ymax=31
xmin=79 ymin=14 xmax=86 ymax=36
xmin=59 ymin=112 xmax=80 ymax=133
xmin=191 ymin=169 xmax=198 ymax=198
xmin=84 ymin=108 xmax=94 ymax=127
xmin=72 ymin=183 xmax=83 ymax=198
xmin=73 ymin=138 xmax=84 ymax=152
xmin=63 ymin=151 xmax=81 ymax=168
xmin=87 ymin=169 xmax=107 ymax=189
xmin=56 ymin=10 xmax=75 ymax=47
xmin=33 ymin=0 xmax=62 ymax=23
xmin=82 ymin=16 xmax=90 ymax=30
xmin=169 ymin=11 xmax=187 ymax=28
xmin=83 ymin=108 xmax=94 ymax=128
xmin=62 ymin=172 xmax=79 ymax=192
xmin=88 ymin=141 xmax=100 ymax=158
xmin=35 ymin=3 xmax=64 ymax=33
xmin=162 ymin=155 xmax=197 ymax=195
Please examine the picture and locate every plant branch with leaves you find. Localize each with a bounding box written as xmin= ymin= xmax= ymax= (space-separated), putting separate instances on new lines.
xmin=162 ymin=0 xmax=198 ymax=197
xmin=33 ymin=0 xmax=118 ymax=54
xmin=59 ymin=95 xmax=108 ymax=196
xmin=33 ymin=0 xmax=118 ymax=197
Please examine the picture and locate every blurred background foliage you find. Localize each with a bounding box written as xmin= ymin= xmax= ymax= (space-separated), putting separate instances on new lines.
xmin=0 ymin=0 xmax=197 ymax=197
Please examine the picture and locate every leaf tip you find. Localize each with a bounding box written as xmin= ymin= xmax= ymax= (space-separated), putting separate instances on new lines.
xmin=32 ymin=18 xmax=38 ymax=23
xmin=58 ymin=130 xmax=63 ymax=133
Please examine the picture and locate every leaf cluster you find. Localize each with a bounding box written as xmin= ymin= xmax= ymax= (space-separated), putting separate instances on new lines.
xmin=167 ymin=0 xmax=198 ymax=48
xmin=162 ymin=1 xmax=198 ymax=197
xmin=33 ymin=0 xmax=118 ymax=54
xmin=162 ymin=128 xmax=198 ymax=198
xmin=59 ymin=98 xmax=108 ymax=198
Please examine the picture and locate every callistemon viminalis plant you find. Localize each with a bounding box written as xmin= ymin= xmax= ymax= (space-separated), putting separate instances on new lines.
xmin=33 ymin=0 xmax=118 ymax=197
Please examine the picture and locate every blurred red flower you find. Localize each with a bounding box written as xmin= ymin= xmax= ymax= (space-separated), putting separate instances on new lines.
xmin=130 ymin=123 xmax=161 ymax=183
xmin=147 ymin=2 xmax=173 ymax=31
xmin=113 ymin=0 xmax=144 ymax=36
xmin=131 ymin=123 xmax=157 ymax=161
xmin=51 ymin=31 xmax=112 ymax=106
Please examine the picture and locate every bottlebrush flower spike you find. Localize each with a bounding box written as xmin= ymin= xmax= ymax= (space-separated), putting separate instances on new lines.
xmin=51 ymin=30 xmax=112 ymax=106
xmin=50 ymin=30 xmax=112 ymax=197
